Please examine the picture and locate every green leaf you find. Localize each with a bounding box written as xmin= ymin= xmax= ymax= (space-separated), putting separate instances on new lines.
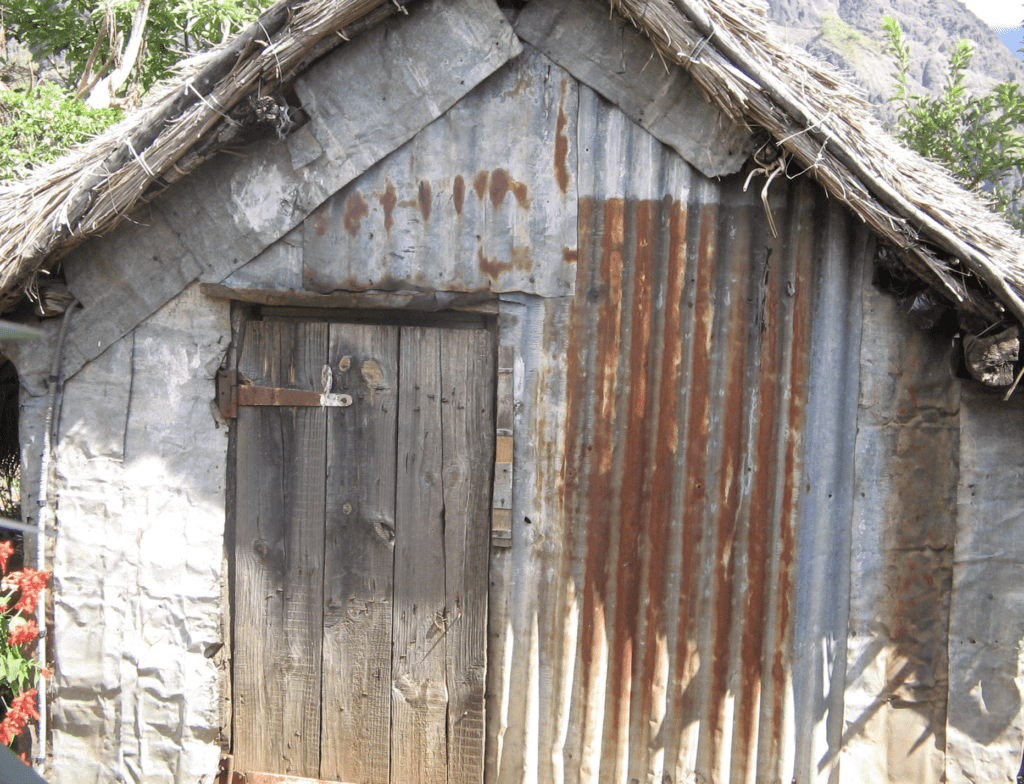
xmin=883 ymin=16 xmax=1024 ymax=234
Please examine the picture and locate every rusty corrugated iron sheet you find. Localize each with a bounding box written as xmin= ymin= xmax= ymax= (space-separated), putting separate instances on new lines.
xmin=486 ymin=84 xmax=875 ymax=784
xmin=300 ymin=44 xmax=577 ymax=299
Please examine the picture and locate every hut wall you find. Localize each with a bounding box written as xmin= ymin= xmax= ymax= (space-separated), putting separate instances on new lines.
xmin=4 ymin=9 xmax=1024 ymax=783
xmin=29 ymin=285 xmax=231 ymax=783
xmin=842 ymin=260 xmax=961 ymax=782
xmin=946 ymin=387 xmax=1024 ymax=782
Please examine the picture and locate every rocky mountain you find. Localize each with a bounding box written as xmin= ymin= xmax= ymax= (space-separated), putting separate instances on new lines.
xmin=766 ymin=0 xmax=1024 ymax=108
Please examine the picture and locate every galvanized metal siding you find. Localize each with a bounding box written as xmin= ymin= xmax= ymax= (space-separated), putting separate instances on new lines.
xmin=792 ymin=186 xmax=867 ymax=784
xmin=300 ymin=44 xmax=577 ymax=299
xmin=947 ymin=385 xmax=1024 ymax=783
xmin=842 ymin=255 xmax=961 ymax=783
xmin=486 ymin=84 xmax=874 ymax=784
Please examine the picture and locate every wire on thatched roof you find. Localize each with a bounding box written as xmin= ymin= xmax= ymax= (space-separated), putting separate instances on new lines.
xmin=613 ymin=0 xmax=1024 ymax=326
xmin=0 ymin=0 xmax=1022 ymax=328
xmin=0 ymin=0 xmax=400 ymax=309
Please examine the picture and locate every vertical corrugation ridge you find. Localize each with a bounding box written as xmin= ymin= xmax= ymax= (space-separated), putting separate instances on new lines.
xmin=499 ymin=84 xmax=870 ymax=784
xmin=791 ymin=194 xmax=868 ymax=784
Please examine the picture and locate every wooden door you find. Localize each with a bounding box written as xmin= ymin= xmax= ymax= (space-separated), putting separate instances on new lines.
xmin=232 ymin=319 xmax=494 ymax=784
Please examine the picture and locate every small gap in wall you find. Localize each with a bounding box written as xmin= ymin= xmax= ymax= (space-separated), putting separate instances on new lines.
xmin=0 ymin=356 xmax=27 ymax=760
xmin=0 ymin=358 xmax=21 ymax=523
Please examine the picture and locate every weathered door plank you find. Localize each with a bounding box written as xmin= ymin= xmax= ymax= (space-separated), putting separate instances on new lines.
xmin=236 ymin=319 xmax=494 ymax=784
xmin=439 ymin=329 xmax=494 ymax=784
xmin=320 ymin=324 xmax=399 ymax=784
xmin=392 ymin=326 xmax=449 ymax=784
xmin=234 ymin=320 xmax=327 ymax=777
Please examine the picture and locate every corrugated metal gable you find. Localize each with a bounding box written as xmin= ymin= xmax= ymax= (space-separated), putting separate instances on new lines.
xmin=300 ymin=44 xmax=578 ymax=298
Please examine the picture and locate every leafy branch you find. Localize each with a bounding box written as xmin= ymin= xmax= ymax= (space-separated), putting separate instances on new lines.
xmin=0 ymin=83 xmax=123 ymax=180
xmin=0 ymin=0 xmax=273 ymax=181
xmin=2 ymin=0 xmax=272 ymax=108
xmin=882 ymin=15 xmax=1024 ymax=233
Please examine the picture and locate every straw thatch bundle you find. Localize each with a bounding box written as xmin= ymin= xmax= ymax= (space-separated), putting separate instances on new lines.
xmin=0 ymin=0 xmax=1022 ymax=330
xmin=0 ymin=0 xmax=399 ymax=310
xmin=613 ymin=0 xmax=1024 ymax=326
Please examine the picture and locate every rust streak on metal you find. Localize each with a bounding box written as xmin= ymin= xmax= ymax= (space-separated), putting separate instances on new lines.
xmin=563 ymin=195 xmax=598 ymax=758
xmin=772 ymin=189 xmax=814 ymax=759
xmin=418 ymin=180 xmax=432 ymax=222
xmin=343 ymin=191 xmax=368 ymax=237
xmin=590 ymin=196 xmax=626 ymax=782
xmin=561 ymin=197 xmax=593 ymax=568
xmin=737 ymin=241 xmax=779 ymax=764
xmin=511 ymin=179 xmax=529 ymax=207
xmin=707 ymin=205 xmax=751 ymax=763
xmin=672 ymin=202 xmax=716 ymax=736
xmin=616 ymin=198 xmax=660 ymax=766
xmin=453 ymin=174 xmax=465 ymax=216
xmin=554 ymin=78 xmax=570 ymax=194
xmin=380 ymin=179 xmax=397 ymax=233
xmin=490 ymin=168 xmax=510 ymax=209
xmin=477 ymin=246 xmax=511 ymax=279
xmin=473 ymin=170 xmax=489 ymax=202
xmin=640 ymin=198 xmax=686 ymax=756
xmin=563 ymin=246 xmax=578 ymax=264
xmin=486 ymin=167 xmax=531 ymax=209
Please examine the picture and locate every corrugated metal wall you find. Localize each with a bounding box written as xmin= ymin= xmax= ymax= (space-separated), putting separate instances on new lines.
xmin=225 ymin=46 xmax=890 ymax=782
xmin=299 ymin=44 xmax=577 ymax=299
xmin=484 ymin=80 xmax=875 ymax=784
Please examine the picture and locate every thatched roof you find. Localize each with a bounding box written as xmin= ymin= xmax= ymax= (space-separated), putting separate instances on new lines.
xmin=0 ymin=0 xmax=1022 ymax=327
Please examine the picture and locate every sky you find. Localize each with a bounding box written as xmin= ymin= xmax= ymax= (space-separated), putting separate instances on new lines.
xmin=962 ymin=0 xmax=1023 ymax=58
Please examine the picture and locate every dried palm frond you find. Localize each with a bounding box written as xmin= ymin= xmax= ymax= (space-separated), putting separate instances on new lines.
xmin=0 ymin=0 xmax=398 ymax=310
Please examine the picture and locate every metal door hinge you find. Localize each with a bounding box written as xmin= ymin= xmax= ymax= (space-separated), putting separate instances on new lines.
xmin=216 ymin=755 xmax=245 ymax=784
xmin=246 ymin=772 xmax=348 ymax=784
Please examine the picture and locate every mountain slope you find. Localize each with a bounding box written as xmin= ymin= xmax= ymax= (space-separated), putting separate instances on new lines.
xmin=767 ymin=0 xmax=1024 ymax=106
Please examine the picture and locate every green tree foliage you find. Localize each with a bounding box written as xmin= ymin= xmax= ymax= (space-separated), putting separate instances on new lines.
xmin=2 ymin=0 xmax=271 ymax=103
xmin=882 ymin=15 xmax=1024 ymax=233
xmin=0 ymin=0 xmax=272 ymax=180
xmin=0 ymin=82 xmax=122 ymax=179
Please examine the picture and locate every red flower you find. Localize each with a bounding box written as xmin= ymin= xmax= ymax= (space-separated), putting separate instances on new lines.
xmin=0 ymin=716 xmax=17 ymax=746
xmin=10 ymin=690 xmax=38 ymax=722
xmin=7 ymin=618 xmax=38 ymax=647
xmin=7 ymin=570 xmax=49 ymax=615
xmin=0 ymin=542 xmax=13 ymax=574
xmin=0 ymin=689 xmax=38 ymax=746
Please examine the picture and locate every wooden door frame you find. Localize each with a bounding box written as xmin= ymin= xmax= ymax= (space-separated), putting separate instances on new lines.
xmin=220 ymin=302 xmax=502 ymax=783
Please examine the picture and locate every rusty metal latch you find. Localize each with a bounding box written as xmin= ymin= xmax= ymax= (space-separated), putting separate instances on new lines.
xmin=217 ymin=366 xmax=352 ymax=420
